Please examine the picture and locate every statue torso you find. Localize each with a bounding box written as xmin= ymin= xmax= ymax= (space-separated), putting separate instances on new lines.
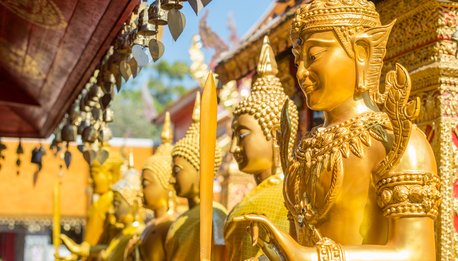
xmin=285 ymin=112 xmax=391 ymax=246
xmin=224 ymin=174 xmax=289 ymax=260
xmin=139 ymin=216 xmax=174 ymax=261
xmin=165 ymin=203 xmax=227 ymax=261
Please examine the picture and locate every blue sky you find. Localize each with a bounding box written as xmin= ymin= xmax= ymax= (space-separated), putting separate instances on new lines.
xmin=126 ymin=0 xmax=272 ymax=89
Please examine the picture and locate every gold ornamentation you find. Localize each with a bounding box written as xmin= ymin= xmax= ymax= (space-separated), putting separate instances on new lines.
xmin=316 ymin=237 xmax=343 ymax=261
xmin=376 ymin=172 xmax=441 ymax=218
xmin=291 ymin=0 xmax=380 ymax=37
xmin=286 ymin=112 xmax=390 ymax=227
xmin=0 ymin=38 xmax=45 ymax=80
xmin=112 ymin=169 xmax=142 ymax=207
xmin=171 ymin=92 xmax=222 ymax=174
xmin=143 ymin=111 xmax=174 ymax=189
xmin=292 ymin=0 xmax=394 ymax=102
xmin=374 ymin=64 xmax=420 ymax=176
xmin=0 ymin=0 xmax=67 ymax=29
xmin=234 ymin=36 xmax=298 ymax=142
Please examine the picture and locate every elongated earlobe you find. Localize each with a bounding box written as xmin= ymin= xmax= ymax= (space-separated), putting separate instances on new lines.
xmin=354 ymin=42 xmax=369 ymax=93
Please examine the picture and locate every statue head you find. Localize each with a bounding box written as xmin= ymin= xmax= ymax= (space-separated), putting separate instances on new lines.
xmin=90 ymin=149 xmax=124 ymax=195
xmin=231 ymin=36 xmax=298 ymax=175
xmin=142 ymin=112 xmax=175 ymax=211
xmin=111 ymin=169 xmax=142 ymax=224
xmin=170 ymin=92 xmax=223 ymax=198
xmin=291 ymin=0 xmax=394 ymax=111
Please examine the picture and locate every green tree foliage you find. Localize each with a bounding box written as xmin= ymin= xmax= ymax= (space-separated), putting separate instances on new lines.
xmin=109 ymin=60 xmax=190 ymax=139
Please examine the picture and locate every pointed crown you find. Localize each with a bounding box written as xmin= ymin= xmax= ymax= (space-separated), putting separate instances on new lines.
xmin=112 ymin=169 xmax=142 ymax=207
xmin=291 ymin=0 xmax=380 ymax=39
xmin=233 ymin=36 xmax=289 ymax=141
xmin=143 ymin=111 xmax=174 ymax=189
xmin=172 ymin=92 xmax=222 ymax=174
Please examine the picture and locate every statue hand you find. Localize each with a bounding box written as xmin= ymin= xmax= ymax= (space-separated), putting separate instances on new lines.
xmin=233 ymin=214 xmax=299 ymax=261
xmin=60 ymin=234 xmax=90 ymax=257
xmin=123 ymin=235 xmax=140 ymax=261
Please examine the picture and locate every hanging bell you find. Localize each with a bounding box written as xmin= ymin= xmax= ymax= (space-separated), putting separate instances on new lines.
xmin=103 ymin=108 xmax=114 ymax=123
xmin=82 ymin=126 xmax=98 ymax=143
xmin=91 ymin=107 xmax=102 ymax=121
xmin=161 ymin=0 xmax=184 ymax=10
xmin=61 ymin=123 xmax=77 ymax=142
xmin=148 ymin=1 xmax=168 ymax=26
xmin=138 ymin=9 xmax=158 ymax=36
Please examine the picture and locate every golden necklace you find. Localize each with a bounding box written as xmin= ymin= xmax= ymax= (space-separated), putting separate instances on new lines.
xmin=285 ymin=111 xmax=390 ymax=233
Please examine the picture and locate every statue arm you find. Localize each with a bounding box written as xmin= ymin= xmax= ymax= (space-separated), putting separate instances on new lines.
xmin=237 ymin=214 xmax=435 ymax=261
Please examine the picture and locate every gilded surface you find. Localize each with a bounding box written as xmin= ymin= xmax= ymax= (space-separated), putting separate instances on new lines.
xmin=375 ymin=1 xmax=458 ymax=259
xmin=236 ymin=1 xmax=441 ymax=260
xmin=164 ymin=203 xmax=227 ymax=261
xmin=0 ymin=0 xmax=67 ymax=29
xmin=225 ymin=175 xmax=289 ymax=260
xmin=0 ymin=38 xmax=45 ymax=80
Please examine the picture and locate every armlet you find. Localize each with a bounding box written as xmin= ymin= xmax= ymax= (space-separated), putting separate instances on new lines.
xmin=376 ymin=172 xmax=441 ymax=219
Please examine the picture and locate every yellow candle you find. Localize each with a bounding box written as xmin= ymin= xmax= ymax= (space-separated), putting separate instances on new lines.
xmin=200 ymin=72 xmax=217 ymax=261
xmin=53 ymin=175 xmax=61 ymax=257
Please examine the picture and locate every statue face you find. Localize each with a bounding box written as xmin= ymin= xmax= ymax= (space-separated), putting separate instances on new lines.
xmin=142 ymin=169 xmax=168 ymax=210
xmin=91 ymin=167 xmax=110 ymax=195
xmin=112 ymin=191 xmax=131 ymax=223
xmin=170 ymin=156 xmax=199 ymax=198
xmin=293 ymin=31 xmax=357 ymax=111
xmin=231 ymin=114 xmax=273 ymax=174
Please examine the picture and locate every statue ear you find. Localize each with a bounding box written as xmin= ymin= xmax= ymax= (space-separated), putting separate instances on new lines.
xmin=353 ymin=39 xmax=370 ymax=93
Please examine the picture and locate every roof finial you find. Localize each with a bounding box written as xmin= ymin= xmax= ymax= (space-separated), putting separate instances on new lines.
xmin=257 ymin=36 xmax=278 ymax=77
xmin=161 ymin=112 xmax=173 ymax=144
xmin=191 ymin=91 xmax=201 ymax=123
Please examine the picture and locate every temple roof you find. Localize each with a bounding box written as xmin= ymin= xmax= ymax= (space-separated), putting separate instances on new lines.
xmin=0 ymin=0 xmax=138 ymax=138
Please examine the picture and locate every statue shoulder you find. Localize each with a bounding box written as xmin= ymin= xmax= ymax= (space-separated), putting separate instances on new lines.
xmin=390 ymin=125 xmax=437 ymax=175
xmin=375 ymin=125 xmax=441 ymax=219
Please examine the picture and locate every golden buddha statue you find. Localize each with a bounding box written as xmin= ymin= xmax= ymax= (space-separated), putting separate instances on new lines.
xmin=62 ymin=168 xmax=145 ymax=261
xmin=235 ymin=1 xmax=441 ymax=260
xmin=59 ymin=148 xmax=124 ymax=260
xmin=165 ymin=92 xmax=227 ymax=261
xmin=225 ymin=36 xmax=298 ymax=261
xmin=85 ymin=150 xmax=124 ymax=246
xmin=138 ymin=111 xmax=177 ymax=261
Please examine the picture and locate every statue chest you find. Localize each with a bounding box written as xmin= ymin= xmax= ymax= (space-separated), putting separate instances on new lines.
xmin=283 ymin=112 xmax=390 ymax=245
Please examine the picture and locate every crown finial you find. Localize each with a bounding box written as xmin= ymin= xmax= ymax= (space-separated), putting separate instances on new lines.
xmin=192 ymin=91 xmax=201 ymax=123
xmin=161 ymin=111 xmax=173 ymax=144
xmin=257 ymin=36 xmax=278 ymax=77
xmin=128 ymin=151 xmax=134 ymax=169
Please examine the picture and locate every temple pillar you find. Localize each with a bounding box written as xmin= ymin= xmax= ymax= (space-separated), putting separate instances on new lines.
xmin=376 ymin=1 xmax=458 ymax=259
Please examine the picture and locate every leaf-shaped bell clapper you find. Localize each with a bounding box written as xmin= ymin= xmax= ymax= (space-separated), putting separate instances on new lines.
xmin=82 ymin=126 xmax=98 ymax=143
xmin=61 ymin=123 xmax=77 ymax=142
xmin=132 ymin=41 xmax=152 ymax=67
xmin=167 ymin=8 xmax=186 ymax=41
xmin=149 ymin=38 xmax=165 ymax=62
xmin=148 ymin=1 xmax=168 ymax=26
xmin=138 ymin=9 xmax=158 ymax=37
xmin=103 ymin=108 xmax=114 ymax=123
xmin=161 ymin=0 xmax=184 ymax=10
xmin=91 ymin=107 xmax=102 ymax=121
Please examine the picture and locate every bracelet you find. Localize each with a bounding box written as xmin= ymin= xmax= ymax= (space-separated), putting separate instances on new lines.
xmin=316 ymin=237 xmax=344 ymax=261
